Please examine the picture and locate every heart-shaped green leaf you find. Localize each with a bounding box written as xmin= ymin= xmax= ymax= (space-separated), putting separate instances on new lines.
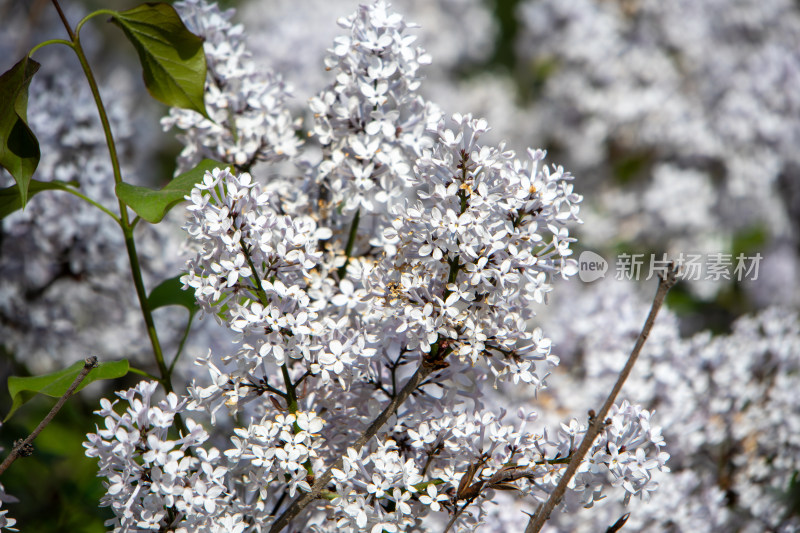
xmin=0 ymin=179 xmax=77 ymax=220
xmin=0 ymin=56 xmax=41 ymax=208
xmin=115 ymin=159 xmax=226 ymax=223
xmin=110 ymin=3 xmax=209 ymax=118
xmin=5 ymin=359 xmax=129 ymax=422
xmin=148 ymin=275 xmax=199 ymax=316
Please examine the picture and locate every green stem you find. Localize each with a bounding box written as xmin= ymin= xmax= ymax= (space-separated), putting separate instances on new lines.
xmin=440 ymin=152 xmax=470 ymax=304
xmin=122 ymin=227 xmax=172 ymax=391
xmin=280 ymin=364 xmax=298 ymax=414
xmin=337 ymin=209 xmax=360 ymax=279
xmin=128 ymin=366 xmax=162 ymax=381
xmin=71 ymin=33 xmax=122 ymax=188
xmin=239 ymin=242 xmax=311 ymax=479
xmin=241 ymin=242 xmax=269 ymax=303
xmin=28 ymin=39 xmax=72 ymax=57
xmin=168 ymin=314 xmax=195 ymax=375
xmin=74 ymin=9 xmax=116 ymax=38
xmin=59 ymin=185 xmax=121 ymax=224
xmin=424 ymin=156 xmax=471 ymax=369
xmin=240 ymin=241 xmax=300 ymax=416
xmin=68 ymin=20 xmax=170 ymax=391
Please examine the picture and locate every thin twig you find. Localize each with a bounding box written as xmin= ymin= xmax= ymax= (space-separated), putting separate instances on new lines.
xmin=524 ymin=264 xmax=679 ymax=533
xmin=0 ymin=356 xmax=99 ymax=476
xmin=269 ymin=362 xmax=434 ymax=532
xmin=443 ymin=496 xmax=478 ymax=533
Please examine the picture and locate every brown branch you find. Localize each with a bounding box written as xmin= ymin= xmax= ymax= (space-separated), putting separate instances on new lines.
xmin=50 ymin=0 xmax=76 ymax=41
xmin=524 ymin=264 xmax=679 ymax=533
xmin=443 ymin=496 xmax=478 ymax=533
xmin=0 ymin=356 xmax=99 ymax=476
xmin=268 ymin=362 xmax=435 ymax=532
xmin=443 ymin=462 xmax=562 ymax=531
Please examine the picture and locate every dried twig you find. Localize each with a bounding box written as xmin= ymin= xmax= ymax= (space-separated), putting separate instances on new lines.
xmin=0 ymin=356 xmax=99 ymax=476
xmin=524 ymin=264 xmax=679 ymax=533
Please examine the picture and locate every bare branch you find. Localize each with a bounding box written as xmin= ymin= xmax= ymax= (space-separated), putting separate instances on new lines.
xmin=0 ymin=356 xmax=99 ymax=476
xmin=524 ymin=264 xmax=679 ymax=533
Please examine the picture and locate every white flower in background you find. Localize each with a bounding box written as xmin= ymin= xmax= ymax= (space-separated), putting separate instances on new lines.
xmin=539 ymin=279 xmax=800 ymax=532
xmin=516 ymin=0 xmax=800 ymax=298
xmin=0 ymin=66 xmax=181 ymax=373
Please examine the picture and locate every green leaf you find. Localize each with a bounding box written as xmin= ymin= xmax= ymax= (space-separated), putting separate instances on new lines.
xmin=0 ymin=179 xmax=77 ymax=219
xmin=5 ymin=360 xmax=129 ymax=422
xmin=732 ymin=225 xmax=768 ymax=257
xmin=110 ymin=3 xmax=209 ymax=118
xmin=148 ymin=275 xmax=198 ymax=316
xmin=0 ymin=56 xmax=41 ymax=207
xmin=115 ymin=158 xmax=226 ymax=223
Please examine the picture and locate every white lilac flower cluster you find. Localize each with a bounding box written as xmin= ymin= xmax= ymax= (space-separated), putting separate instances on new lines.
xmin=389 ymin=401 xmax=666 ymax=531
xmin=370 ymin=114 xmax=580 ymax=379
xmin=307 ymin=1 xmax=442 ymax=224
xmin=180 ymin=165 xmax=332 ymax=395
xmin=240 ymin=0 xmax=520 ymax=157
xmin=240 ymin=0 xmax=496 ymax=103
xmin=83 ymin=2 xmax=679 ymax=531
xmin=83 ymin=381 xmax=239 ymax=532
xmin=538 ymin=280 xmax=800 ymax=532
xmin=225 ymin=410 xmax=326 ymax=500
xmin=161 ymin=0 xmax=301 ymax=173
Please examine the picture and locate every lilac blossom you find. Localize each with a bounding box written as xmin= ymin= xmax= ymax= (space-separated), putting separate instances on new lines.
xmin=162 ymin=0 xmax=301 ymax=173
xmin=240 ymin=0 xmax=495 ymax=103
xmin=7 ymin=0 xmax=800 ymax=530
xmin=306 ymin=0 xmax=442 ymax=227
xmin=114 ymin=2 xmax=673 ymax=529
xmin=83 ymin=381 xmax=236 ymax=532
